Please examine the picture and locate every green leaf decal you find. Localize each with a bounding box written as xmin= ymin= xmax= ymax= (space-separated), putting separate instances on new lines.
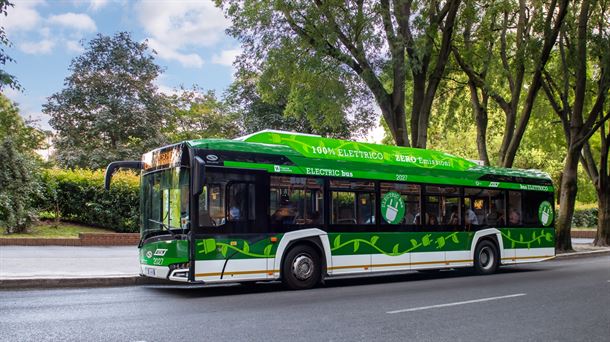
xmin=422 ymin=234 xmax=431 ymax=246
xmin=545 ymin=232 xmax=552 ymax=241
xmin=333 ymin=235 xmax=341 ymax=249
xmin=243 ymin=241 xmax=250 ymax=254
xmin=436 ymin=237 xmax=445 ymax=249
xmin=263 ymin=244 xmax=272 ymax=256
xmin=220 ymin=244 xmax=228 ymax=257
xmin=203 ymin=239 xmax=216 ymax=254
xmin=370 ymin=236 xmax=379 ymax=246
xmin=392 ymin=244 xmax=399 ymax=254
xmin=451 ymin=234 xmax=459 ymax=243
xmin=410 ymin=239 xmax=418 ymax=247
xmin=520 ymin=234 xmax=524 ymax=242
xmin=353 ymin=241 xmax=360 ymax=252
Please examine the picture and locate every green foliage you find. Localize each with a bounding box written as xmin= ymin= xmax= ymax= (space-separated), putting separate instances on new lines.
xmin=0 ymin=95 xmax=45 ymax=151
xmin=44 ymin=32 xmax=169 ymax=169
xmin=0 ymin=139 xmax=42 ymax=233
xmin=0 ymin=96 xmax=45 ymax=233
xmin=164 ymin=88 xmax=240 ymax=142
xmin=571 ymin=207 xmax=598 ymax=228
xmin=39 ymin=169 xmax=140 ymax=232
xmin=220 ymin=0 xmax=385 ymax=139
xmin=0 ymin=0 xmax=20 ymax=91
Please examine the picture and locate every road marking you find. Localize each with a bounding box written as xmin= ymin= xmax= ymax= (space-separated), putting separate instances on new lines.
xmin=387 ymin=293 xmax=526 ymax=314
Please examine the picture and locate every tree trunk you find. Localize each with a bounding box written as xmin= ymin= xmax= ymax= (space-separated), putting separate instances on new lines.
xmin=556 ymin=149 xmax=580 ymax=251
xmin=467 ymin=82 xmax=490 ymax=165
xmin=594 ymin=185 xmax=610 ymax=246
xmin=410 ymin=71 xmax=426 ymax=148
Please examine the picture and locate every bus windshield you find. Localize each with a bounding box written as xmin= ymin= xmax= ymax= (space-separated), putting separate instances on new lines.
xmin=140 ymin=167 xmax=189 ymax=239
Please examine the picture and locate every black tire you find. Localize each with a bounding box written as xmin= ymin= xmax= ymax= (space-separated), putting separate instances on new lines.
xmin=282 ymin=244 xmax=321 ymax=290
xmin=473 ymin=240 xmax=499 ymax=275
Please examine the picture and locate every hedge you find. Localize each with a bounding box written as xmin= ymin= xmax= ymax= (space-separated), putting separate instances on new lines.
xmin=571 ymin=204 xmax=598 ymax=228
xmin=40 ymin=169 xmax=140 ymax=233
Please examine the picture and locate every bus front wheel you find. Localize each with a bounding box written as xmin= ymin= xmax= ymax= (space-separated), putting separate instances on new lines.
xmin=282 ymin=244 xmax=321 ymax=290
xmin=473 ymin=240 xmax=499 ymax=275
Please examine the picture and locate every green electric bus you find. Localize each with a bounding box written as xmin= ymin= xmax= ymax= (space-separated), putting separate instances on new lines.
xmin=105 ymin=130 xmax=555 ymax=289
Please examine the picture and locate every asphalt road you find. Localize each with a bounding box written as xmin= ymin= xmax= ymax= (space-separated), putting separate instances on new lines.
xmin=1 ymin=255 xmax=609 ymax=342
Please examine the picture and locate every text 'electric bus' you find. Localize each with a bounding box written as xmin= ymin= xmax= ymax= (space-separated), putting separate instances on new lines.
xmin=105 ymin=130 xmax=555 ymax=289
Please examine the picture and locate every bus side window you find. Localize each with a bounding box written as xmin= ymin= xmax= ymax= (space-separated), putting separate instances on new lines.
xmin=508 ymin=191 xmax=522 ymax=226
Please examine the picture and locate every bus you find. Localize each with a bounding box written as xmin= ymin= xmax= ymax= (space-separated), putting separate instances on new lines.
xmin=105 ymin=130 xmax=555 ymax=290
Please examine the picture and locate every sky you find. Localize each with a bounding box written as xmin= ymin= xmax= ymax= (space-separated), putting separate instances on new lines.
xmin=2 ymin=0 xmax=241 ymax=130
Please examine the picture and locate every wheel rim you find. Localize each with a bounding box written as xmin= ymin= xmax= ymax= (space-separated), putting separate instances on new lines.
xmin=479 ymin=246 xmax=494 ymax=270
xmin=292 ymin=253 xmax=314 ymax=281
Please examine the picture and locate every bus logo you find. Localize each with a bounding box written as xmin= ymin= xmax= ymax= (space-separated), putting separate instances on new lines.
xmin=146 ymin=251 xmax=153 ymax=258
xmin=206 ymin=154 xmax=219 ymax=161
xmin=154 ymin=249 xmax=168 ymax=256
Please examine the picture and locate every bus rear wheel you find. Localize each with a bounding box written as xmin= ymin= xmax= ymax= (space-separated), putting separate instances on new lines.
xmin=282 ymin=245 xmax=321 ymax=290
xmin=473 ymin=240 xmax=499 ymax=275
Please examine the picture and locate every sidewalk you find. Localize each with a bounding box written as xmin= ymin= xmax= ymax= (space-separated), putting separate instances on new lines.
xmin=1 ymin=240 xmax=609 ymax=289
xmin=0 ymin=246 xmax=146 ymax=289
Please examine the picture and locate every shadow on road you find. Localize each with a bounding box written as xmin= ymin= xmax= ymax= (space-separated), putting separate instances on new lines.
xmin=144 ymin=265 xmax=544 ymax=298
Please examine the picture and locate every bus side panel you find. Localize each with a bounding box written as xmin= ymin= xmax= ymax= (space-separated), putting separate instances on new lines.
xmin=499 ymin=228 xmax=555 ymax=264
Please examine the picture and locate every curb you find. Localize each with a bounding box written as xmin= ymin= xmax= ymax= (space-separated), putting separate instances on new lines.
xmin=0 ymin=275 xmax=177 ymax=290
xmin=555 ymin=248 xmax=610 ymax=258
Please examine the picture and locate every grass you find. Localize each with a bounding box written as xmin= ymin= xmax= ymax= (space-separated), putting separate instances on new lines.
xmin=1 ymin=221 xmax=116 ymax=238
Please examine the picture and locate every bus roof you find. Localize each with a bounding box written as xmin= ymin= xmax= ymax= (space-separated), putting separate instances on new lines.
xmin=185 ymin=130 xmax=552 ymax=192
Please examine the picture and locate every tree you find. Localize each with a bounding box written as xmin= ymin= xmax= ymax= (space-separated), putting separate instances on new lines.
xmin=44 ymin=32 xmax=169 ymax=169
xmin=225 ymin=44 xmax=376 ymax=139
xmin=0 ymin=95 xmax=44 ymax=233
xmin=164 ymin=88 xmax=240 ymax=142
xmin=541 ymin=0 xmax=610 ymax=249
xmin=451 ymin=0 xmax=569 ymax=167
xmin=0 ymin=0 xmax=20 ymax=91
xmin=218 ymin=0 xmax=461 ymax=148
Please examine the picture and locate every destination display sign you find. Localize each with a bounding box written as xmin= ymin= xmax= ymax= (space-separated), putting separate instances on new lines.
xmin=142 ymin=145 xmax=183 ymax=171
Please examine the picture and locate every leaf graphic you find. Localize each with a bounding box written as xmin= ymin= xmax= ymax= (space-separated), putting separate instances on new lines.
xmin=451 ymin=233 xmax=459 ymax=244
xmin=203 ymin=239 xmax=216 ymax=254
xmin=263 ymin=244 xmax=272 ymax=256
xmin=527 ymin=242 xmax=531 ymax=249
xmin=353 ymin=241 xmax=360 ymax=252
xmin=220 ymin=244 xmax=228 ymax=257
xmin=370 ymin=236 xmax=379 ymax=246
xmin=243 ymin=241 xmax=250 ymax=254
xmin=422 ymin=234 xmax=431 ymax=246
xmin=333 ymin=235 xmax=341 ymax=249
xmin=511 ymin=241 xmax=515 ymax=248
xmin=410 ymin=239 xmax=418 ymax=247
xmin=520 ymin=234 xmax=524 ymax=242
xmin=392 ymin=244 xmax=399 ymax=255
xmin=436 ymin=237 xmax=445 ymax=249
xmin=545 ymin=232 xmax=552 ymax=242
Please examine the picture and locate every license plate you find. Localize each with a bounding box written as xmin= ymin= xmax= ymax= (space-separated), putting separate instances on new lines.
xmin=146 ymin=268 xmax=156 ymax=276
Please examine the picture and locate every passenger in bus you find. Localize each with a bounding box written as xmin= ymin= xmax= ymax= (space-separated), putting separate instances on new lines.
xmin=271 ymin=193 xmax=297 ymax=224
xmin=427 ymin=214 xmax=438 ymax=225
xmin=465 ymin=206 xmax=479 ymax=225
xmin=448 ymin=206 xmax=459 ymax=225
xmin=509 ymin=208 xmax=521 ymax=225
xmin=229 ymin=200 xmax=241 ymax=221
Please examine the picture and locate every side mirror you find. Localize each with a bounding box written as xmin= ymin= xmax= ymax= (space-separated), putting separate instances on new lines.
xmin=192 ymin=156 xmax=205 ymax=196
xmin=104 ymin=161 xmax=143 ymax=190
